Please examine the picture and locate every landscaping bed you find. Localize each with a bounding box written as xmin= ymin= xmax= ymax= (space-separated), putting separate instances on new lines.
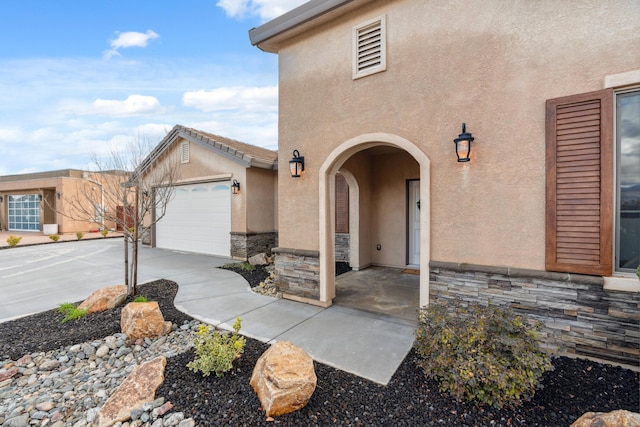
xmin=0 ymin=280 xmax=637 ymax=426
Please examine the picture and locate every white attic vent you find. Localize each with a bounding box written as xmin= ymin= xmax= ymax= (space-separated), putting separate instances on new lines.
xmin=180 ymin=141 xmax=190 ymax=163
xmin=353 ymin=15 xmax=386 ymax=79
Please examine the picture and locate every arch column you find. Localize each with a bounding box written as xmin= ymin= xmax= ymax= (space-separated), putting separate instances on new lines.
xmin=319 ymin=133 xmax=431 ymax=307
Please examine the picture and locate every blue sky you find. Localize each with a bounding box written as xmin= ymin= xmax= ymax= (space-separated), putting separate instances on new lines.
xmin=0 ymin=0 xmax=306 ymax=175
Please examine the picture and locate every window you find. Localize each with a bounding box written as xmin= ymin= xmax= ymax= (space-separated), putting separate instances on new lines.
xmin=181 ymin=141 xmax=190 ymax=163
xmin=615 ymin=90 xmax=640 ymax=272
xmin=353 ymin=16 xmax=386 ymax=79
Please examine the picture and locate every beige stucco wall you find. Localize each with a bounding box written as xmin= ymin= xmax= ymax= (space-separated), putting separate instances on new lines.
xmin=246 ymin=167 xmax=278 ymax=233
xmin=274 ymin=0 xmax=640 ymax=271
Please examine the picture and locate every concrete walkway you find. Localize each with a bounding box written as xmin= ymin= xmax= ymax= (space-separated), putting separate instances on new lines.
xmin=0 ymin=237 xmax=416 ymax=384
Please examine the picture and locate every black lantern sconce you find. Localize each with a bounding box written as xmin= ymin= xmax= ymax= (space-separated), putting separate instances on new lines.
xmin=231 ymin=179 xmax=240 ymax=195
xmin=0 ymin=196 xmax=3 ymax=203
xmin=56 ymin=191 xmax=61 ymax=199
xmin=453 ymin=123 xmax=474 ymax=162
xmin=38 ymin=194 xmax=43 ymax=202
xmin=289 ymin=150 xmax=305 ymax=178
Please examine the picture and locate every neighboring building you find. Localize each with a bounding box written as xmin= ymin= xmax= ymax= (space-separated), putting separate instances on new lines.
xmin=250 ymin=0 xmax=640 ymax=366
xmin=0 ymin=169 xmax=128 ymax=234
xmin=138 ymin=125 xmax=279 ymax=259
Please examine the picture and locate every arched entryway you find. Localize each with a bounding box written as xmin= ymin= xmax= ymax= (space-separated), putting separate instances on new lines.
xmin=319 ymin=133 xmax=431 ymax=308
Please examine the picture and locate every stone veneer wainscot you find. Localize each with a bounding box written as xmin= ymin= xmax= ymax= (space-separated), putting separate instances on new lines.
xmin=429 ymin=261 xmax=640 ymax=368
xmin=230 ymin=232 xmax=278 ymax=259
xmin=272 ymin=248 xmax=320 ymax=300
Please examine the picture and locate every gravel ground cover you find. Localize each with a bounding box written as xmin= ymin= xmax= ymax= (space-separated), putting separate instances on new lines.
xmin=0 ymin=278 xmax=637 ymax=426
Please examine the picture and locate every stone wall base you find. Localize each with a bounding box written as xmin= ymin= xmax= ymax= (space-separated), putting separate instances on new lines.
xmin=272 ymin=247 xmax=320 ymax=300
xmin=230 ymin=232 xmax=278 ymax=259
xmin=335 ymin=233 xmax=350 ymax=263
xmin=429 ymin=261 xmax=640 ymax=368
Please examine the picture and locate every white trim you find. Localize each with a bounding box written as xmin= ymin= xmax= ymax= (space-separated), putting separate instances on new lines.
xmin=604 ymin=275 xmax=640 ymax=293
xmin=604 ymin=70 xmax=640 ymax=89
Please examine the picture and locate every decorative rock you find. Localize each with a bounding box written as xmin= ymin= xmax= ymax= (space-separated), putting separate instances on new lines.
xmin=571 ymin=410 xmax=640 ymax=427
xmin=39 ymin=359 xmax=60 ymax=371
xmin=94 ymin=356 xmax=167 ymax=427
xmin=78 ymin=285 xmax=128 ymax=313
xmin=250 ymin=341 xmax=316 ymax=417
xmin=0 ymin=366 xmax=19 ymax=382
xmin=120 ymin=302 xmax=172 ymax=341
xmin=248 ymin=252 xmax=270 ymax=266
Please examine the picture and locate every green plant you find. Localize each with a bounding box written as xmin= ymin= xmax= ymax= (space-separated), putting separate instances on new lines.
xmin=636 ymin=265 xmax=639 ymax=281
xmin=57 ymin=303 xmax=88 ymax=323
xmin=223 ymin=262 xmax=254 ymax=272
xmin=49 ymin=234 xmax=60 ymax=242
xmin=76 ymin=231 xmax=84 ymax=240
xmin=6 ymin=235 xmax=22 ymax=247
xmin=101 ymin=228 xmax=109 ymax=237
xmin=133 ymin=295 xmax=148 ymax=302
xmin=415 ymin=301 xmax=553 ymax=408
xmin=187 ymin=317 xmax=245 ymax=377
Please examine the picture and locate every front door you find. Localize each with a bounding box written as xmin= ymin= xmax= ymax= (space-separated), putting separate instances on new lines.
xmin=408 ymin=180 xmax=420 ymax=266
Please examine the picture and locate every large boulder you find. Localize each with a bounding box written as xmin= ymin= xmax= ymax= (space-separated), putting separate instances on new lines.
xmin=571 ymin=410 xmax=640 ymax=427
xmin=78 ymin=285 xmax=127 ymax=313
xmin=248 ymin=252 xmax=270 ymax=266
xmin=250 ymin=341 xmax=316 ymax=417
xmin=94 ymin=356 xmax=166 ymax=427
xmin=120 ymin=302 xmax=172 ymax=341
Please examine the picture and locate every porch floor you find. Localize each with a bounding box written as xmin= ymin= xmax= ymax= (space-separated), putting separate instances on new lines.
xmin=334 ymin=266 xmax=420 ymax=325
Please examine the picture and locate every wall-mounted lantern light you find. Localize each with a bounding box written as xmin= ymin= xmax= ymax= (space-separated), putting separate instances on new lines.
xmin=38 ymin=194 xmax=43 ymax=202
xmin=231 ymin=179 xmax=240 ymax=194
xmin=289 ymin=150 xmax=305 ymax=178
xmin=453 ymin=123 xmax=474 ymax=162
xmin=56 ymin=191 xmax=61 ymax=199
xmin=0 ymin=196 xmax=3 ymax=203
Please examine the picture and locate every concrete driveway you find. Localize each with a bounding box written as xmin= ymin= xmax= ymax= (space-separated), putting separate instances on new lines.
xmin=0 ymin=238 xmax=416 ymax=385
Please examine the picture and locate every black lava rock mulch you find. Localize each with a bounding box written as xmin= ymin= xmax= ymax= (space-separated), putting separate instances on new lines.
xmin=220 ymin=263 xmax=270 ymax=288
xmin=1 ymin=280 xmax=638 ymax=426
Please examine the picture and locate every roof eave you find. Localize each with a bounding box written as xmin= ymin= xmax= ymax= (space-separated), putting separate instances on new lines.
xmin=249 ymin=0 xmax=360 ymax=52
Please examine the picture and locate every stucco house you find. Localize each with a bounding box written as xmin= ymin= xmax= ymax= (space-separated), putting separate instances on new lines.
xmin=249 ymin=0 xmax=640 ymax=367
xmin=0 ymin=169 xmax=127 ymax=234
xmin=138 ymin=125 xmax=279 ymax=259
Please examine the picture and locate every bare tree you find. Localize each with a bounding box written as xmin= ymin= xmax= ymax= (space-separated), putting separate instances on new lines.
xmin=59 ymin=134 xmax=180 ymax=296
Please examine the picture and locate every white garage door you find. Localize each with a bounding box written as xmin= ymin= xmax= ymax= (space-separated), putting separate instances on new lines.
xmin=155 ymin=181 xmax=231 ymax=256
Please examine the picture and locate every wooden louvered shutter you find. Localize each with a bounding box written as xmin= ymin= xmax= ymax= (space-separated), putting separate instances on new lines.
xmin=545 ymin=89 xmax=613 ymax=276
xmin=335 ymin=174 xmax=349 ymax=234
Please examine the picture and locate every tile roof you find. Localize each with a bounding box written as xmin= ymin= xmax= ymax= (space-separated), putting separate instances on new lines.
xmin=137 ymin=125 xmax=278 ymax=176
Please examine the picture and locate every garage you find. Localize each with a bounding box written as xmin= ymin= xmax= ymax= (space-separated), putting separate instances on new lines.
xmin=8 ymin=194 xmax=40 ymax=231
xmin=155 ymin=181 xmax=231 ymax=256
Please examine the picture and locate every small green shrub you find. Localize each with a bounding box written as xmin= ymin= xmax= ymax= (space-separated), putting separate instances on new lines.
xmin=57 ymin=303 xmax=88 ymax=323
xmin=76 ymin=231 xmax=84 ymax=240
xmin=133 ymin=295 xmax=148 ymax=302
xmin=6 ymin=235 xmax=22 ymax=247
xmin=49 ymin=234 xmax=60 ymax=242
xmin=222 ymin=262 xmax=254 ymax=272
xmin=416 ymin=301 xmax=553 ymax=408
xmin=187 ymin=317 xmax=245 ymax=377
xmin=101 ymin=229 xmax=109 ymax=237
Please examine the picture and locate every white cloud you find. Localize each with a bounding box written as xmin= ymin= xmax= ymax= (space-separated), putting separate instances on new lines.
xmin=216 ymin=0 xmax=307 ymax=21
xmin=103 ymin=30 xmax=160 ymax=59
xmin=182 ymin=86 xmax=277 ymax=112
xmin=91 ymin=95 xmax=163 ymax=117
